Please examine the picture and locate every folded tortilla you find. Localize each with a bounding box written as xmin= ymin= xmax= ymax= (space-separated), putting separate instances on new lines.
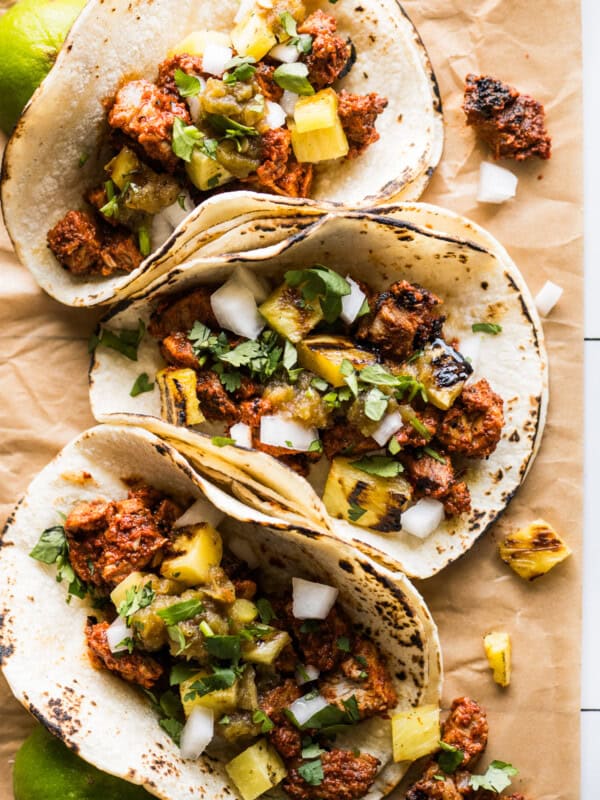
xmin=89 ymin=205 xmax=548 ymax=578
xmin=1 ymin=0 xmax=443 ymax=306
xmin=0 ymin=424 xmax=441 ymax=799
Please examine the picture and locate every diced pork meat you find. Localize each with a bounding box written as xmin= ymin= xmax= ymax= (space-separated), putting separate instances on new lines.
xmin=86 ymin=619 xmax=163 ymax=688
xmin=337 ymin=90 xmax=388 ymax=158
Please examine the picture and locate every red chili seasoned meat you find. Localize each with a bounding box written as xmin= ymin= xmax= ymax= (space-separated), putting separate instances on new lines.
xmin=337 ymin=90 xmax=388 ymax=158
xmin=273 ymin=599 xmax=351 ymax=673
xmin=298 ymin=10 xmax=353 ymax=91
xmin=157 ymin=53 xmax=205 ymax=97
xmin=254 ymin=127 xmax=313 ymax=198
xmin=437 ymin=379 xmax=504 ymax=459
xmin=98 ymin=227 xmax=144 ymax=276
xmin=196 ymin=369 xmax=240 ymax=423
xmin=402 ymin=451 xmax=471 ymax=516
xmin=47 ymin=211 xmax=103 ymax=275
xmin=233 ymin=578 xmax=257 ymax=600
xmin=463 ymin=73 xmax=551 ymax=160
xmin=356 ymin=280 xmax=444 ymax=361
xmin=64 ymin=488 xmax=179 ymax=589
xmin=108 ymin=79 xmax=191 ymax=172
xmin=259 ymin=679 xmax=303 ymax=760
xmin=284 ymin=749 xmax=379 ymax=800
xmin=394 ymin=406 xmax=440 ymax=449
xmin=322 ymin=422 xmax=377 ymax=461
xmin=320 ymin=636 xmax=397 ymax=720
xmin=148 ymin=287 xmax=219 ymax=338
xmin=160 ymin=332 xmax=200 ymax=370
xmin=86 ymin=619 xmax=163 ymax=688
xmin=255 ymin=62 xmax=284 ymax=102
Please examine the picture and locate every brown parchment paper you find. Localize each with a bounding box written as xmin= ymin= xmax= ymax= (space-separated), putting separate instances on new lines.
xmin=0 ymin=1 xmax=583 ymax=798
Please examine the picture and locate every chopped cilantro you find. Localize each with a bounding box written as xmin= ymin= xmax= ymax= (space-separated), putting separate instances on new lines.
xmin=308 ymin=439 xmax=323 ymax=453
xmin=438 ymin=741 xmax=464 ymax=774
xmin=256 ymin=598 xmax=277 ymax=624
xmin=469 ymin=761 xmax=518 ymax=793
xmin=252 ymin=709 xmax=275 ymax=733
xmin=205 ymin=635 xmax=242 ymax=663
xmin=174 ymin=68 xmax=204 ymax=97
xmin=311 ymin=376 xmax=329 ymax=391
xmin=219 ymin=715 xmax=231 ymax=725
xmin=343 ymin=695 xmax=360 ymax=722
xmin=388 ymin=436 xmax=401 ymax=455
xmin=199 ymin=137 xmax=219 ymax=160
xmin=94 ymin=319 xmax=145 ymax=361
xmin=336 ymin=636 xmax=351 ymax=652
xmin=273 ymin=61 xmax=314 ymax=95
xmin=99 ymin=179 xmax=120 ymax=218
xmin=169 ymin=662 xmax=199 ymax=686
xmin=211 ymin=436 xmax=236 ymax=447
xmin=29 ymin=525 xmax=88 ymax=601
xmin=472 ymin=322 xmax=502 ymax=335
xmin=156 ymin=599 xmax=204 ymax=626
xmin=223 ymin=56 xmax=257 ymax=84
xmin=285 ymin=265 xmax=350 ymax=323
xmin=348 ymin=502 xmax=367 ymax=522
xmin=409 ymin=415 xmax=431 ymax=440
xmin=340 ymin=359 xmax=359 ymax=396
xmin=283 ymin=339 xmax=298 ymax=371
xmin=279 ymin=12 xmax=312 ymax=53
xmin=300 ymin=619 xmax=321 ymax=633
xmin=172 ymin=117 xmax=204 ymax=162
xmin=218 ymin=370 xmax=242 ymax=393
xmin=351 ymin=455 xmax=403 ymax=478
xmin=78 ymin=152 xmax=89 ymax=168
xmin=357 ymin=296 xmax=370 ymax=318
xmin=423 ymin=446 xmax=446 ymax=464
xmin=177 ymin=193 xmax=187 ymax=210
xmin=184 ymin=666 xmax=242 ymax=701
xmin=206 ymin=114 xmax=259 ymax=145
xmin=115 ymin=637 xmax=135 ymax=654
xmin=118 ymin=582 xmax=156 ymax=624
xmin=159 ymin=717 xmax=183 ymax=745
xmin=130 ymin=372 xmax=154 ymax=397
xmin=297 ymin=759 xmax=324 ymax=786
xmin=138 ymin=226 xmax=151 ymax=257
xmin=363 ymin=386 xmax=388 ymax=421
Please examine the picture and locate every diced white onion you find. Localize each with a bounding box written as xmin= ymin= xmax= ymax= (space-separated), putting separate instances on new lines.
xmin=372 ymin=410 xmax=404 ymax=447
xmin=230 ymin=421 xmax=253 ymax=448
xmin=401 ymin=498 xmax=445 ymax=540
xmin=234 ymin=0 xmax=255 ymax=23
xmin=340 ymin=276 xmax=367 ymax=325
xmin=458 ymin=334 xmax=481 ymax=373
xmin=187 ymin=93 xmax=202 ymax=123
xmin=151 ymin=213 xmax=174 ymax=249
xmin=162 ymin=192 xmax=194 ymax=228
xmin=202 ymin=43 xmax=233 ymax=76
xmin=106 ymin=616 xmax=133 ymax=654
xmin=210 ymin=278 xmax=265 ymax=339
xmin=292 ymin=577 xmax=338 ymax=619
xmin=269 ymin=43 xmax=300 ymax=63
xmin=296 ymin=664 xmax=320 ymax=686
xmin=228 ymin=534 xmax=260 ymax=569
xmin=287 ymin=693 xmax=329 ymax=727
xmin=280 ymin=90 xmax=299 ymax=117
xmin=259 ymin=415 xmax=318 ymax=452
xmin=174 ymin=497 xmax=225 ymax=530
xmin=477 ymin=162 xmax=518 ymax=204
xmin=179 ymin=706 xmax=214 ymax=759
xmin=264 ymin=100 xmax=287 ymax=130
xmin=535 ymin=280 xmax=563 ymax=317
xmin=234 ymin=265 xmax=270 ymax=302
xmin=257 ymin=0 xmax=273 ymax=8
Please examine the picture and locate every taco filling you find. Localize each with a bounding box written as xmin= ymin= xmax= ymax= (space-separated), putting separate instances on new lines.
xmin=46 ymin=2 xmax=387 ymax=278
xmin=30 ymin=484 xmax=409 ymax=800
xmin=137 ymin=266 xmax=504 ymax=536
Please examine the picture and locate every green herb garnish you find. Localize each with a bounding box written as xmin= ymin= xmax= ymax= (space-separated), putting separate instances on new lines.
xmin=118 ymin=582 xmax=156 ymax=624
xmin=184 ymin=666 xmax=242 ymax=701
xmin=223 ymin=56 xmax=257 ymax=84
xmin=130 ymin=372 xmax=154 ymax=397
xmin=297 ymin=759 xmax=324 ymax=786
xmin=174 ymin=68 xmax=204 ymax=97
xmin=285 ymin=265 xmax=351 ymax=323
xmin=156 ymin=599 xmax=204 ymax=626
xmin=211 ymin=436 xmax=236 ymax=447
xmin=273 ymin=61 xmax=314 ymax=95
xmin=138 ymin=226 xmax=151 ymax=257
xmin=336 ymin=636 xmax=351 ymax=652
xmin=469 ymin=761 xmax=518 ymax=793
xmin=256 ymin=598 xmax=277 ymax=625
xmin=471 ymin=322 xmax=502 ymax=335
xmin=351 ymin=456 xmax=404 ymax=478
xmin=423 ymin=446 xmax=446 ymax=464
xmin=93 ymin=319 xmax=145 ymax=361
xmin=348 ymin=502 xmax=367 ymax=522
xmin=172 ymin=117 xmax=204 ymax=162
xmin=205 ymin=635 xmax=242 ymax=663
xmin=438 ymin=741 xmax=464 ymax=774
xmin=252 ymin=709 xmax=275 ymax=733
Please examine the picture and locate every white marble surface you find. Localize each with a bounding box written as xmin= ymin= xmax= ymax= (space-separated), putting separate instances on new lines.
xmin=581 ymin=0 xmax=597 ymax=795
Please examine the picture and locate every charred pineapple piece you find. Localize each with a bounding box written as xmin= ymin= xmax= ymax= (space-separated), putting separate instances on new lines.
xmin=498 ymin=519 xmax=571 ymax=580
xmin=402 ymin=339 xmax=472 ymax=410
xmin=106 ymin=147 xmax=140 ymax=191
xmin=290 ymin=117 xmax=349 ymax=163
xmin=231 ymin=10 xmax=277 ymax=60
xmin=323 ymin=457 xmax=412 ymax=532
xmin=242 ymin=629 xmax=291 ymax=665
xmin=230 ymin=598 xmax=259 ymax=626
xmin=169 ymin=29 xmax=231 ymax=57
xmin=160 ymin=523 xmax=223 ymax=586
xmin=297 ymin=335 xmax=378 ymax=387
xmin=483 ymin=631 xmax=511 ymax=687
xmin=186 ymin=148 xmax=233 ymax=192
xmin=259 ymin=283 xmax=323 ymax=342
xmin=226 ymin=739 xmax=287 ymax=800
xmin=110 ymin=571 xmax=182 ymax=610
xmin=156 ymin=367 xmax=205 ymax=426
xmin=391 ymin=704 xmax=440 ymax=762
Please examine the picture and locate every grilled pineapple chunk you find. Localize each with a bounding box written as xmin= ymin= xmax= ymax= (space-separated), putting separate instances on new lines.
xmin=294 ymin=89 xmax=339 ymax=133
xmin=180 ymin=671 xmax=239 ymax=717
xmin=323 ymin=457 xmax=412 ymax=532
xmin=297 ymin=335 xmax=378 ymax=387
xmin=106 ymin=147 xmax=140 ymax=191
xmin=498 ymin=519 xmax=571 ymax=580
xmin=186 ymin=148 xmax=233 ymax=192
xmin=259 ymin=283 xmax=323 ymax=342
xmin=157 ymin=367 xmax=205 ymax=426
xmin=110 ymin=571 xmax=181 ymax=609
xmin=483 ymin=631 xmax=511 ymax=687
xmin=160 ymin=523 xmax=223 ymax=586
xmin=392 ymin=705 xmax=440 ymax=762
xmin=242 ymin=629 xmax=291 ymax=665
xmin=231 ymin=11 xmax=277 ymax=60
xmin=402 ymin=339 xmax=472 ymax=410
xmin=230 ymin=598 xmax=259 ymax=626
xmin=290 ymin=117 xmax=349 ymax=163
xmin=226 ymin=739 xmax=287 ymax=800
xmin=169 ymin=29 xmax=231 ymax=57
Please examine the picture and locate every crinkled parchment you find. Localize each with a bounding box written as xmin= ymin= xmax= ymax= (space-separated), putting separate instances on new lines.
xmin=0 ymin=1 xmax=582 ymax=797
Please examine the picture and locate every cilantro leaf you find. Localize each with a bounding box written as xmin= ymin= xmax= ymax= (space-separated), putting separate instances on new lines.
xmin=438 ymin=741 xmax=464 ymax=774
xmin=223 ymin=56 xmax=256 ymax=84
xmin=156 ymin=599 xmax=204 ymax=626
xmin=252 ymin=709 xmax=275 ymax=733
xmin=118 ymin=582 xmax=156 ymax=624
xmin=423 ymin=446 xmax=446 ymax=464
xmin=301 ymin=741 xmax=325 ymax=759
xmin=211 ymin=436 xmax=236 ymax=447
xmin=363 ymin=386 xmax=388 ymax=421
xmin=205 ymin=635 xmax=242 ymax=663
xmin=159 ymin=717 xmax=184 ymax=745
xmin=336 ymin=636 xmax=350 ymax=652
xmin=95 ymin=319 xmax=146 ymax=361
xmin=130 ymin=372 xmax=154 ymax=397
xmin=297 ymin=759 xmax=324 ymax=786
xmin=172 ymin=117 xmax=204 ymax=162
xmin=348 ymin=502 xmax=367 ymax=522
xmin=388 ymin=436 xmax=401 ymax=455
xmin=206 ymin=113 xmax=259 ymax=141
xmin=30 ymin=526 xmax=67 ymax=564
xmin=409 ymin=415 xmax=432 ymax=440
xmin=174 ymin=68 xmax=204 ymax=97
xmin=285 ymin=265 xmax=351 ymax=323
xmin=307 ymin=439 xmax=323 ymax=453
xmin=273 ymin=61 xmax=314 ymax=95
xmin=256 ymin=598 xmax=277 ymax=624
xmin=472 ymin=322 xmax=502 ymax=335
xmin=184 ymin=666 xmax=241 ymax=701
xmin=351 ymin=456 xmax=403 ymax=478
xmin=169 ymin=662 xmax=200 ymax=686
xmin=115 ymin=637 xmax=135 ymax=654
xmin=469 ymin=761 xmax=517 ymax=793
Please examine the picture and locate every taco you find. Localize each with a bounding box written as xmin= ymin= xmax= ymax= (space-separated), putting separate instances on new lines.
xmin=89 ymin=206 xmax=547 ymax=579
xmin=0 ymin=424 xmax=441 ymax=800
xmin=1 ymin=0 xmax=442 ymax=307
